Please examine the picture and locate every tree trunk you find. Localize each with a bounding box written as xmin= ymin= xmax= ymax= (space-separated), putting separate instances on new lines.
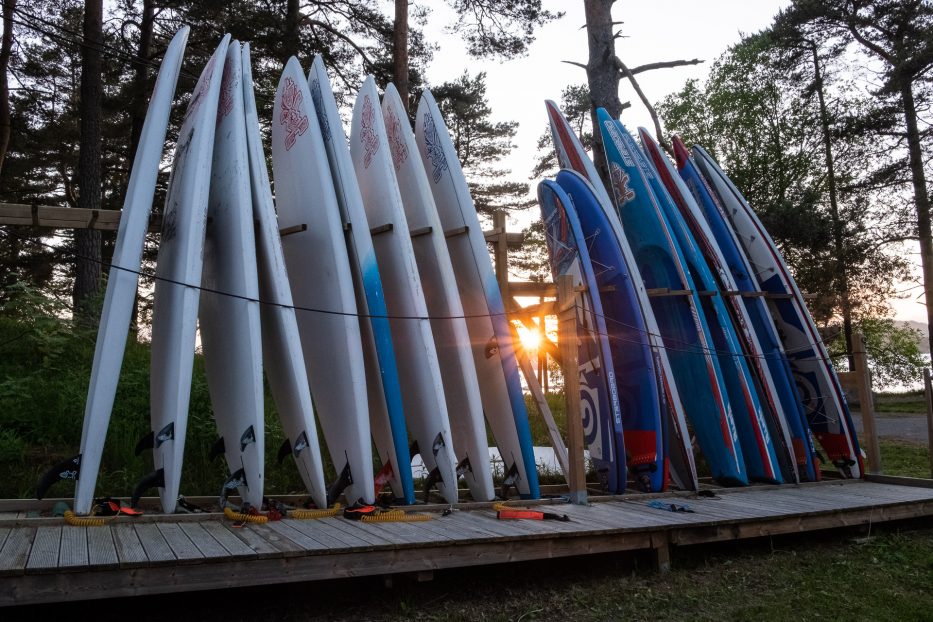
xmin=393 ymin=0 xmax=409 ymax=112
xmin=284 ymin=0 xmax=300 ymax=65
xmin=811 ymin=43 xmax=854 ymax=368
xmin=73 ymin=0 xmax=103 ymax=318
xmin=583 ymin=0 xmax=622 ymax=190
xmin=901 ymin=78 xmax=933 ymax=363
xmin=0 ymin=0 xmax=15 ymax=180
xmin=127 ymin=0 xmax=154 ymax=167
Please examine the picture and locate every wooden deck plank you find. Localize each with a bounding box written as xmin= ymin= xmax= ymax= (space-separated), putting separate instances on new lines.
xmin=25 ymin=526 xmax=61 ymax=572
xmin=58 ymin=526 xmax=89 ymax=569
xmin=289 ymin=517 xmax=373 ymax=549
xmin=243 ymin=522 xmax=305 ymax=557
xmin=282 ymin=518 xmax=360 ymax=550
xmin=263 ymin=519 xmax=331 ymax=551
xmin=320 ymin=517 xmax=400 ymax=547
xmin=157 ymin=523 xmax=204 ymax=563
xmin=0 ymin=527 xmax=34 ymax=575
xmin=439 ymin=512 xmax=516 ymax=540
xmin=404 ymin=516 xmax=483 ymax=542
xmin=0 ymin=527 xmax=31 ymax=569
xmin=357 ymin=517 xmax=453 ymax=545
xmin=134 ymin=523 xmax=175 ymax=564
xmin=87 ymin=525 xmax=118 ymax=569
xmin=458 ymin=511 xmax=544 ymax=537
xmin=178 ymin=522 xmax=232 ymax=560
xmin=0 ymin=527 xmax=11 ymax=554
xmin=112 ymin=524 xmax=148 ymax=568
xmin=198 ymin=521 xmax=260 ymax=559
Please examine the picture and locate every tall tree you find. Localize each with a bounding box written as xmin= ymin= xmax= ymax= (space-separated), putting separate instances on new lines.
xmin=72 ymin=0 xmax=103 ymax=317
xmin=0 ymin=0 xmax=15 ymax=177
xmin=776 ymin=0 xmax=933 ymax=358
xmin=433 ymin=70 xmax=532 ymax=216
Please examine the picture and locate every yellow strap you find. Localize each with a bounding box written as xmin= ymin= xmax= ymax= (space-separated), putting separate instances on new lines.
xmin=287 ymin=503 xmax=341 ymax=520
xmin=360 ymin=509 xmax=432 ymax=523
xmin=223 ymin=506 xmax=268 ymax=524
xmin=64 ymin=510 xmax=110 ymax=527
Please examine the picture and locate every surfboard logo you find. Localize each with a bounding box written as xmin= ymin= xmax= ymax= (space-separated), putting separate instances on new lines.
xmin=279 ymin=77 xmax=310 ymax=152
xmin=609 ymin=162 xmax=636 ymax=206
xmin=360 ymin=95 xmax=380 ymax=168
xmin=309 ymin=79 xmax=332 ymax=142
xmin=385 ymin=105 xmax=409 ymax=170
xmin=422 ymin=112 xmax=448 ymax=183
xmin=216 ymin=58 xmax=235 ymax=123
xmin=186 ymin=52 xmax=217 ymax=123
xmin=484 ymin=335 xmax=499 ymax=359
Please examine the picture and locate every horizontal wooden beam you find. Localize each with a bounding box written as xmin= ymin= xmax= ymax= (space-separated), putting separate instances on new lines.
xmin=509 ymin=281 xmax=556 ymax=298
xmin=482 ymin=227 xmax=524 ymax=248
xmin=0 ymin=202 xmax=163 ymax=233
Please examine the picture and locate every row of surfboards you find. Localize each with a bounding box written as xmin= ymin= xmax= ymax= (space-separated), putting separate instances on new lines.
xmin=38 ymin=28 xmax=542 ymax=515
xmin=540 ymin=101 xmax=865 ymax=492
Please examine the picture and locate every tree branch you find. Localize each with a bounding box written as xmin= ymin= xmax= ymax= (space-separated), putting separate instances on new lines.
xmin=616 ymin=58 xmax=670 ymax=152
xmin=561 ymin=59 xmax=587 ymax=70
xmin=626 ymin=58 xmax=704 ymax=75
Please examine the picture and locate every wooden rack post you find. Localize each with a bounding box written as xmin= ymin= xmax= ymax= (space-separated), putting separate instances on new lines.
xmin=924 ymin=368 xmax=933 ymax=479
xmin=556 ymin=274 xmax=587 ymax=504
xmin=852 ymin=332 xmax=881 ymax=474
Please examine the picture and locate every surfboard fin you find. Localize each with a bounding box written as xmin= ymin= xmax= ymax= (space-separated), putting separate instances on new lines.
xmin=277 ymin=439 xmax=292 ymax=464
xmin=423 ymin=466 xmax=442 ymax=502
xmin=134 ymin=431 xmax=154 ymax=456
xmin=499 ymin=462 xmax=520 ymax=500
xmin=36 ymin=454 xmax=81 ymax=500
xmin=209 ymin=437 xmax=226 ymax=461
xmin=326 ymin=462 xmax=353 ymax=507
xmin=220 ymin=468 xmax=247 ymax=506
xmin=131 ymin=468 xmax=164 ymax=508
xmin=456 ymin=457 xmax=473 ymax=478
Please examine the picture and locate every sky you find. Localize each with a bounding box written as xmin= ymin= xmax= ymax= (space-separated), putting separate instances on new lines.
xmin=413 ymin=0 xmax=928 ymax=325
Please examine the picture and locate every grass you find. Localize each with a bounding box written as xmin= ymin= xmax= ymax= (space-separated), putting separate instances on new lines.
xmin=880 ymin=439 xmax=932 ymax=479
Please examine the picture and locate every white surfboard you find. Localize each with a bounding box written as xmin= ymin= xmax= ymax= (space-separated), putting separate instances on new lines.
xmin=142 ymin=34 xmax=231 ymax=514
xmin=415 ymin=90 xmax=541 ymax=498
xmin=198 ymin=40 xmax=265 ymax=508
xmin=307 ymin=57 xmax=414 ymax=504
xmin=243 ymin=45 xmax=327 ymax=509
xmin=382 ymin=84 xmax=494 ymax=501
xmin=351 ymin=77 xmax=459 ymax=504
xmin=54 ymin=27 xmax=189 ymax=515
xmin=272 ymin=58 xmax=374 ymax=505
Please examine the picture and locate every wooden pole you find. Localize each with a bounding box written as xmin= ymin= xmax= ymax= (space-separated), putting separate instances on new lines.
xmin=852 ymin=332 xmax=881 ymax=474
xmin=493 ymin=211 xmax=510 ymax=302
xmin=924 ymin=368 xmax=933 ymax=479
xmin=557 ymin=274 xmax=587 ymax=504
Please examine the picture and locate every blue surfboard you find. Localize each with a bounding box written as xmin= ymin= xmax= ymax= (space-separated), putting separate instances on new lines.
xmin=538 ymin=179 xmax=627 ymax=492
xmin=597 ymin=110 xmax=747 ymax=486
xmin=669 ymin=136 xmax=816 ymax=482
xmin=690 ymin=142 xmax=862 ymax=478
xmin=637 ymin=130 xmax=782 ymax=484
xmin=555 ymin=171 xmax=667 ymax=492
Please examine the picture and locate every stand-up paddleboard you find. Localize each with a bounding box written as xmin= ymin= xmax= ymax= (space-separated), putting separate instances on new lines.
xmin=308 ymin=57 xmax=413 ymax=505
xmin=691 ymin=144 xmax=863 ymax=478
xmin=243 ymin=45 xmax=326 ymax=509
xmin=382 ymin=85 xmax=494 ymax=501
xmin=555 ymin=171 xmax=671 ymax=492
xmin=351 ymin=78 xmax=459 ymax=504
xmin=416 ymin=90 xmax=540 ymax=499
xmin=134 ymin=35 xmax=230 ymax=513
xmin=546 ymin=102 xmax=695 ymax=491
xmin=666 ymin=135 xmax=814 ymax=482
xmin=636 ymin=130 xmax=782 ymax=484
xmin=199 ymin=41 xmax=265 ymax=507
xmin=598 ymin=110 xmax=747 ymax=486
xmin=272 ymin=58 xmax=374 ymax=505
xmin=538 ymin=179 xmax=627 ymax=492
xmin=36 ymin=27 xmax=190 ymax=513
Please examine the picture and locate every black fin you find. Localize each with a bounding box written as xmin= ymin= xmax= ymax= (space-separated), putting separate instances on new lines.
xmin=134 ymin=431 xmax=154 ymax=456
xmin=499 ymin=462 xmax=520 ymax=500
xmin=326 ymin=461 xmax=353 ymax=507
xmin=209 ymin=437 xmax=226 ymax=461
xmin=239 ymin=425 xmax=256 ymax=452
xmin=131 ymin=468 xmax=164 ymax=508
xmin=36 ymin=454 xmax=81 ymax=500
xmin=423 ymin=466 xmax=442 ymax=503
xmin=409 ymin=441 xmax=420 ymax=460
xmin=219 ymin=468 xmax=247 ymax=506
xmin=431 ymin=432 xmax=445 ymax=456
xmin=456 ymin=456 xmax=473 ymax=478
xmin=277 ymin=439 xmax=292 ymax=464
xmin=292 ymin=431 xmax=309 ymax=457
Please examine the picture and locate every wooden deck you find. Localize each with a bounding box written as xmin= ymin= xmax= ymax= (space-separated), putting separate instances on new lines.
xmin=1 ymin=477 xmax=931 ymax=606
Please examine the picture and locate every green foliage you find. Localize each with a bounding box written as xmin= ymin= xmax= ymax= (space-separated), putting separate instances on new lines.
xmin=880 ymin=439 xmax=931 ymax=479
xmin=445 ymin=1 xmax=562 ymax=58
